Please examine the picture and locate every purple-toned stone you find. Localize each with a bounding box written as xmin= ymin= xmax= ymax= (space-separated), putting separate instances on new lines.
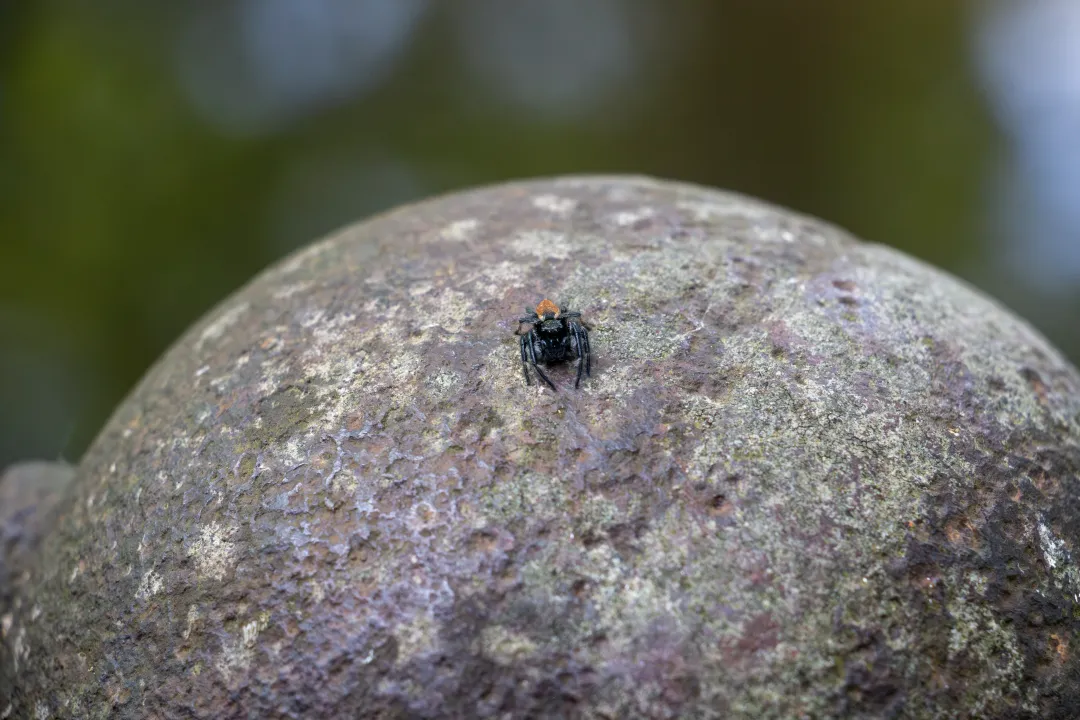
xmin=3 ymin=177 xmax=1079 ymax=718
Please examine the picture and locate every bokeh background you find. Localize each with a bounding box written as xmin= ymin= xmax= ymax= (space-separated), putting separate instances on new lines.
xmin=2 ymin=0 xmax=1078 ymax=468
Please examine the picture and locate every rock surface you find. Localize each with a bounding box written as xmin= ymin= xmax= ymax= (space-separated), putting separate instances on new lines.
xmin=0 ymin=462 xmax=75 ymax=621
xmin=2 ymin=176 xmax=1080 ymax=719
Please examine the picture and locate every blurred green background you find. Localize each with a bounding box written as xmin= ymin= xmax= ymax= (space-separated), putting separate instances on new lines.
xmin=2 ymin=0 xmax=1078 ymax=468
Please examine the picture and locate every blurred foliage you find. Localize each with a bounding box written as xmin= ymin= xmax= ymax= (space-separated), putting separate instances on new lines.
xmin=0 ymin=0 xmax=1075 ymax=467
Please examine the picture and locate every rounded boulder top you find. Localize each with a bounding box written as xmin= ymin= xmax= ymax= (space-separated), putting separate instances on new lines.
xmin=3 ymin=176 xmax=1080 ymax=718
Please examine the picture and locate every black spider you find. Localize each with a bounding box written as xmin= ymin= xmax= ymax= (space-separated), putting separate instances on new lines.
xmin=516 ymin=298 xmax=592 ymax=390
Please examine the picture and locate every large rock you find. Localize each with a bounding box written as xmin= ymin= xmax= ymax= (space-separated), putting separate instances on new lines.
xmin=0 ymin=462 xmax=75 ymax=624
xmin=2 ymin=176 xmax=1079 ymax=719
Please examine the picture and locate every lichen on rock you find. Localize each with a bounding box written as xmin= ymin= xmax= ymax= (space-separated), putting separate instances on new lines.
xmin=2 ymin=176 xmax=1079 ymax=718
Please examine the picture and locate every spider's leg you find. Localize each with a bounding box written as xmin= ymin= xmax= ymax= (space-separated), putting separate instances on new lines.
xmin=528 ymin=338 xmax=557 ymax=391
xmin=572 ymin=323 xmax=587 ymax=388
xmin=575 ymin=321 xmax=591 ymax=378
xmin=519 ymin=334 xmax=532 ymax=386
xmin=584 ymin=327 xmax=591 ymax=377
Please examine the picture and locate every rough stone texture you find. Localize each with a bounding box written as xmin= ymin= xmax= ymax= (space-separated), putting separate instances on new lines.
xmin=3 ymin=176 xmax=1080 ymax=719
xmin=0 ymin=462 xmax=76 ymax=624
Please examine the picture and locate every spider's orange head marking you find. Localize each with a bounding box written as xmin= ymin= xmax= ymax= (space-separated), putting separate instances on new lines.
xmin=535 ymin=299 xmax=560 ymax=319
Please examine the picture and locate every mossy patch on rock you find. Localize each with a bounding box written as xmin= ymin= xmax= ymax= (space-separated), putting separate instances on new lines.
xmin=2 ymin=176 xmax=1079 ymax=718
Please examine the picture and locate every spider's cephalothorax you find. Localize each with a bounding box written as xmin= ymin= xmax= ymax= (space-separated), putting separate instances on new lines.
xmin=516 ymin=298 xmax=591 ymax=390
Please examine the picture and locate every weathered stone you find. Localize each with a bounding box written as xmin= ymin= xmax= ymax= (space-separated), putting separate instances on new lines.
xmin=2 ymin=176 xmax=1079 ymax=718
xmin=0 ymin=462 xmax=75 ymax=621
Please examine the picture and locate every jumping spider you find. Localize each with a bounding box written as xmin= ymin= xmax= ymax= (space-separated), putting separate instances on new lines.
xmin=516 ymin=298 xmax=592 ymax=390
